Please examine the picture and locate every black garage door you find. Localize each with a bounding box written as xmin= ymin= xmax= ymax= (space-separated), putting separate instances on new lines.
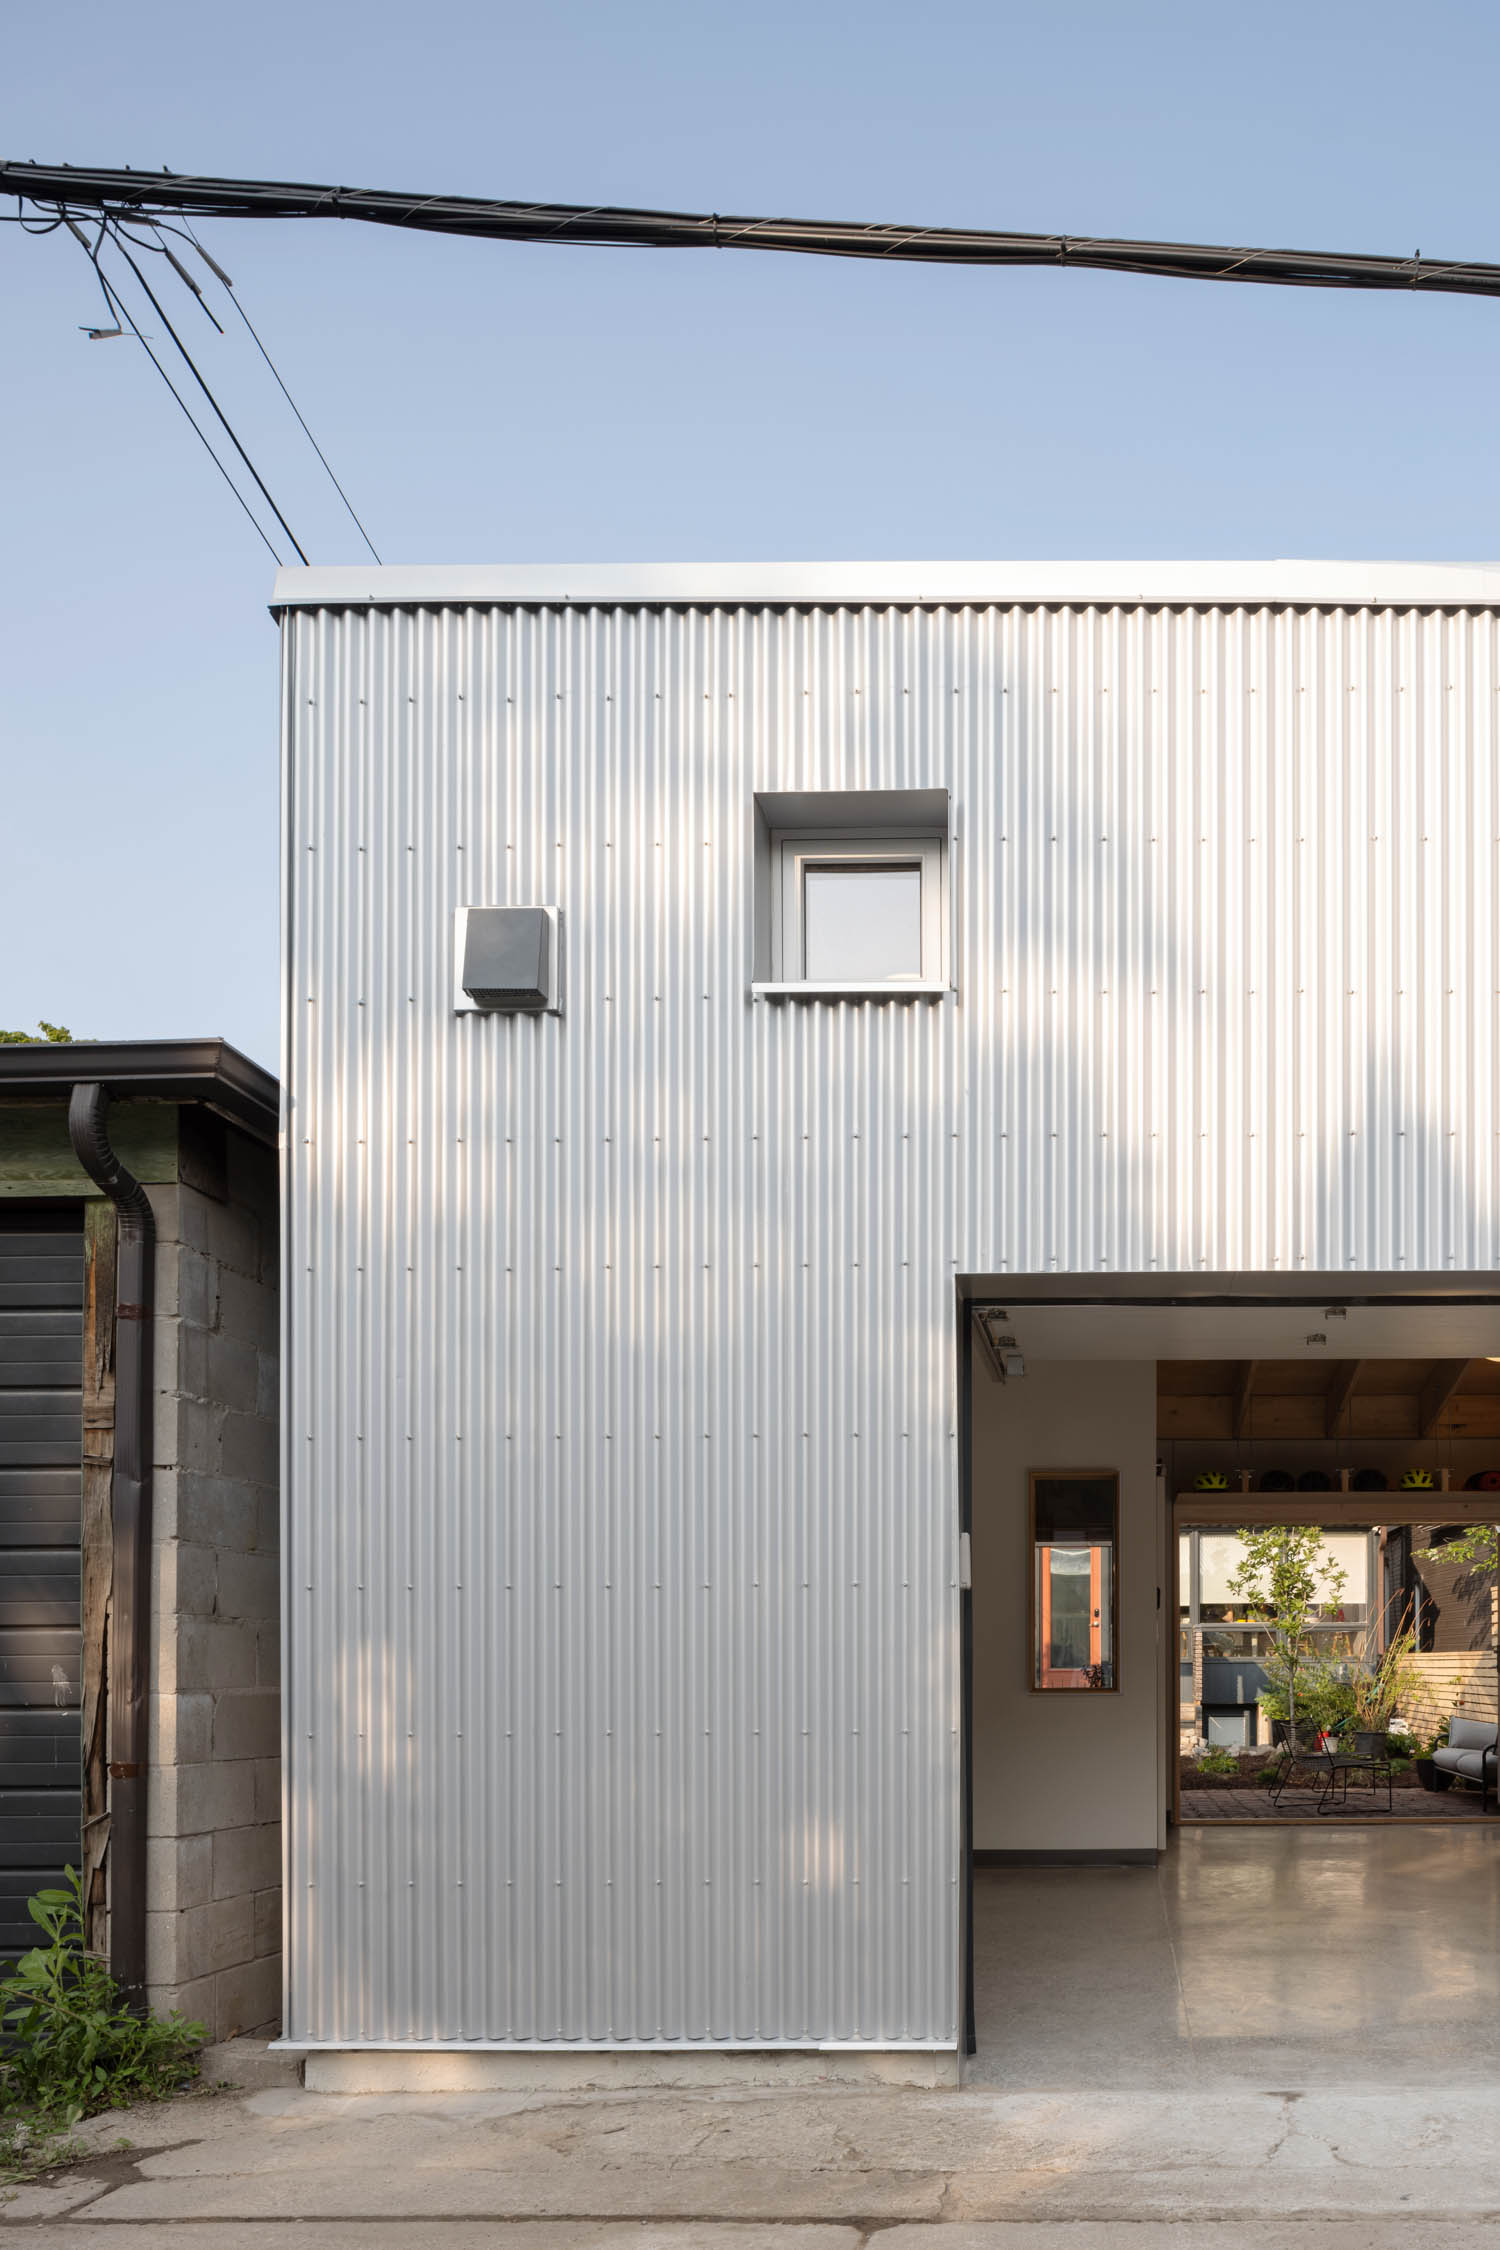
xmin=0 ymin=1210 xmax=83 ymax=1959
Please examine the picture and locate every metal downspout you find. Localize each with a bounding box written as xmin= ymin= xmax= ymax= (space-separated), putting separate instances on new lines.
xmin=67 ymin=1083 xmax=154 ymax=2002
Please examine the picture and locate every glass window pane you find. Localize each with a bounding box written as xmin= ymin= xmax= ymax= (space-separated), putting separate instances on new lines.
xmin=803 ymin=865 xmax=922 ymax=982
xmin=1032 ymin=1472 xmax=1118 ymax=1690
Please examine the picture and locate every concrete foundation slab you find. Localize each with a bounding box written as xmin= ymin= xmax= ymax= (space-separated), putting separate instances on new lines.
xmin=299 ymin=2046 xmax=961 ymax=2093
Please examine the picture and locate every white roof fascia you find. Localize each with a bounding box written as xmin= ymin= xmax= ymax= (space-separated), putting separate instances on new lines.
xmin=270 ymin=560 xmax=1500 ymax=612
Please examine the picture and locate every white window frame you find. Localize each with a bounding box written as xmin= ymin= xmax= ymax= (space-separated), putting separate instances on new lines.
xmin=770 ymin=829 xmax=946 ymax=987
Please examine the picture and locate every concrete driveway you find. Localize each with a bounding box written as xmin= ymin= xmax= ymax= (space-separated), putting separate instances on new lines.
xmin=3 ymin=2051 xmax=1500 ymax=2247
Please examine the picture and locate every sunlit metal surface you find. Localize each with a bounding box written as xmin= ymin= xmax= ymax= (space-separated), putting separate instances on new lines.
xmin=281 ymin=587 xmax=1500 ymax=2045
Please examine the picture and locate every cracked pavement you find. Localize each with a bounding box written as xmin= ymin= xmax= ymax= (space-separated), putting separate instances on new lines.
xmin=4 ymin=2073 xmax=1500 ymax=2244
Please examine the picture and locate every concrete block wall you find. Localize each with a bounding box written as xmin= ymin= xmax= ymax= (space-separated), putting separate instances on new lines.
xmin=147 ymin=1127 xmax=280 ymax=2040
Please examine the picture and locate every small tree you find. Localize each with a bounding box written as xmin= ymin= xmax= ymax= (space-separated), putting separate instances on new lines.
xmin=0 ymin=1024 xmax=72 ymax=1045
xmin=1228 ymin=1526 xmax=1346 ymax=1745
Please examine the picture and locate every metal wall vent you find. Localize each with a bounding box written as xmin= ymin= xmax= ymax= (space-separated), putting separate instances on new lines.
xmin=455 ymin=906 xmax=562 ymax=1014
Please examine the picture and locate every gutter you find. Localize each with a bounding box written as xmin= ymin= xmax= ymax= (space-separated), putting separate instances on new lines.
xmin=67 ymin=1083 xmax=154 ymax=2002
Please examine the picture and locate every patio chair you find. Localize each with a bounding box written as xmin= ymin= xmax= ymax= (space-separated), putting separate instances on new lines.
xmin=1431 ymin=1714 xmax=1498 ymax=1812
xmin=1316 ymin=1728 xmax=1393 ymax=1815
xmin=1268 ymin=1717 xmax=1326 ymax=1806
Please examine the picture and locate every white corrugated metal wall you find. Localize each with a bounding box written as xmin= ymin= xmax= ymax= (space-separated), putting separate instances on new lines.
xmin=281 ymin=597 xmax=1500 ymax=2045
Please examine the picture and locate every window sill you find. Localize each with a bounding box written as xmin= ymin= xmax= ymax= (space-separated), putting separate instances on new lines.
xmin=751 ymin=981 xmax=952 ymax=1003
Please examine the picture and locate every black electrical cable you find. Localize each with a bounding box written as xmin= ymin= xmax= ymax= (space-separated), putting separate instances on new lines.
xmin=175 ymin=219 xmax=381 ymax=561
xmin=70 ymin=227 xmax=286 ymax=565
xmin=104 ymin=222 xmax=309 ymax=562
xmin=3 ymin=160 xmax=1498 ymax=302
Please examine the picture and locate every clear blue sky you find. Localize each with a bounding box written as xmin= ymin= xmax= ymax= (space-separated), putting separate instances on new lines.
xmin=7 ymin=0 xmax=1500 ymax=1072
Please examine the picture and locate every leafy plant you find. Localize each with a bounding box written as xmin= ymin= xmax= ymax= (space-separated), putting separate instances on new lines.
xmin=0 ymin=1023 xmax=73 ymax=1045
xmin=0 ymin=1870 xmax=201 ymax=2126
xmin=1194 ymin=1744 xmax=1238 ymax=1775
xmin=1230 ymin=1526 xmax=1347 ymax=1742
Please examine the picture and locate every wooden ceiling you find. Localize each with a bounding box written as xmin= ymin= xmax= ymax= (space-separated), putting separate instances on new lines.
xmin=1158 ymin=1358 xmax=1500 ymax=1440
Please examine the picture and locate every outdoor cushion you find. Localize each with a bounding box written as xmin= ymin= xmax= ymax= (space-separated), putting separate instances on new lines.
xmin=1447 ymin=1715 xmax=1497 ymax=1754
xmin=1435 ymin=1747 xmax=1488 ymax=1780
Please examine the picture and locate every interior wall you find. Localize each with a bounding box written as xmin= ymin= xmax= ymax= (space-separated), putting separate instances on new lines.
xmin=971 ymin=1359 xmax=1160 ymax=1854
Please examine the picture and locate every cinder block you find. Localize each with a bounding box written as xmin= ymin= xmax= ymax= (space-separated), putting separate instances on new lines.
xmin=212 ymin=1690 xmax=280 ymax=1762
xmin=221 ymin=1410 xmax=277 ymax=1487
xmin=149 ymin=1690 xmax=212 ymax=1766
xmin=212 ymin=1822 xmax=280 ymax=1901
xmin=178 ymin=1473 xmax=259 ymax=1554
xmin=206 ymin=1331 xmax=260 ymax=1414
xmin=177 ymin=1248 xmax=217 ymax=1331
xmin=202 ymin=1197 xmax=267 ymax=1281
xmin=176 ymin=1617 xmax=258 ymax=1693
xmin=252 ymin=1757 xmax=282 ymax=1825
xmin=152 ymin=1381 xmax=181 ymax=1474
xmin=147 ymin=1970 xmax=215 ymax=2037
xmin=174 ymin=1188 xmax=212 ymax=1252
xmin=145 ymin=1832 xmax=212 ymax=1914
xmin=256 ymin=1350 xmax=280 ymax=1420
xmin=178 ymin=1399 xmax=227 ymax=1478
xmin=253 ymin=1885 xmax=282 ymax=1959
xmin=168 ymin=1758 xmax=257 ymax=1838
xmin=256 ymin=1618 xmax=281 ymax=1690
xmin=213 ymin=1951 xmax=280 ymax=2041
xmin=155 ymin=1540 xmax=218 ymax=1622
xmin=146 ymin=1907 xmax=180 ymax=1987
xmin=178 ymin=1322 xmax=211 ymax=1401
xmin=173 ymin=1895 xmax=256 ymax=1982
xmin=255 ymin=1491 xmax=281 ymax=1557
xmin=217 ymin=1550 xmax=279 ymax=1624
xmin=152 ymin=1466 xmax=180 ymax=1543
xmin=218 ymin=1269 xmax=277 ymax=1348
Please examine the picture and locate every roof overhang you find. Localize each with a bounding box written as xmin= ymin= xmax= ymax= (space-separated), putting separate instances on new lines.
xmin=0 ymin=1039 xmax=279 ymax=1145
xmin=271 ymin=559 xmax=1500 ymax=614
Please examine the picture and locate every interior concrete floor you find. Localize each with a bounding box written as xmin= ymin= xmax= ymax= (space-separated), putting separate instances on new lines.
xmin=970 ymin=1822 xmax=1500 ymax=2090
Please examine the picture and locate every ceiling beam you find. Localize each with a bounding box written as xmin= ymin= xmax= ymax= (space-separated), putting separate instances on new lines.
xmin=1420 ymin=1359 xmax=1473 ymax=1438
xmin=1324 ymin=1360 xmax=1365 ymax=1436
xmin=1232 ymin=1361 xmax=1259 ymax=1439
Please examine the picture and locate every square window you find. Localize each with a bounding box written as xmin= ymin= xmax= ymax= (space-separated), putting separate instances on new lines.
xmin=778 ymin=836 xmax=941 ymax=984
xmin=752 ymin=790 xmax=950 ymax=996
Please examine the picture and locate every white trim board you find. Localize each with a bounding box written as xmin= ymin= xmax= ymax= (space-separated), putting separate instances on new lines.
xmin=272 ymin=559 xmax=1500 ymax=612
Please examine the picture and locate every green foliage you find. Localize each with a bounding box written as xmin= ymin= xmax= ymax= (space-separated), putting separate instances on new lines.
xmin=1230 ymin=1526 xmax=1347 ymax=1732
xmin=0 ymin=1023 xmax=73 ymax=1045
xmin=0 ymin=1870 xmax=200 ymax=2128
xmin=1195 ymin=1744 xmax=1238 ymax=1775
xmin=1416 ymin=1524 xmax=1500 ymax=1574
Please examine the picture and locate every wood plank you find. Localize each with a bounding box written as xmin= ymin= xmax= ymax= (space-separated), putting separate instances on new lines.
xmin=1232 ymin=1361 xmax=1259 ymax=1439
xmin=1420 ymin=1359 xmax=1473 ymax=1438
xmin=1157 ymin=1395 xmax=1232 ymax=1440
xmin=1324 ymin=1360 xmax=1364 ymax=1436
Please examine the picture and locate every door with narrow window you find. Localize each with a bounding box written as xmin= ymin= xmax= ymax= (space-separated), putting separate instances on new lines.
xmin=1037 ymin=1542 xmax=1107 ymax=1687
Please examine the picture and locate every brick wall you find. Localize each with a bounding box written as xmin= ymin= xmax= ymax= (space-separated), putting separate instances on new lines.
xmin=146 ymin=1127 xmax=279 ymax=2040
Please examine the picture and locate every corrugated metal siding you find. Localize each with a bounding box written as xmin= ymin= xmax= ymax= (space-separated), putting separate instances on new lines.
xmin=281 ymin=599 xmax=1500 ymax=2045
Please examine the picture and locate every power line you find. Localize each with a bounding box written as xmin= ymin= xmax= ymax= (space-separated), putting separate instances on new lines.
xmin=4 ymin=160 xmax=1497 ymax=301
xmin=174 ymin=219 xmax=381 ymax=561
xmin=103 ymin=223 xmax=309 ymax=563
xmin=63 ymin=221 xmax=286 ymax=565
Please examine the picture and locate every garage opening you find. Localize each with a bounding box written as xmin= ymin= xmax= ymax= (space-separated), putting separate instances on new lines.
xmin=960 ymin=1277 xmax=1500 ymax=2089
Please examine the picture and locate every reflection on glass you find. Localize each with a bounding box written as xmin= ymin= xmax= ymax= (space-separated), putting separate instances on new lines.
xmin=1031 ymin=1471 xmax=1118 ymax=1690
xmin=803 ymin=865 xmax=922 ymax=982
